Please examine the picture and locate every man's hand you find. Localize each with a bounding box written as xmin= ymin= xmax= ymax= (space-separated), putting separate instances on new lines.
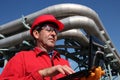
xmin=81 ymin=66 xmax=105 ymax=80
xmin=38 ymin=65 xmax=75 ymax=77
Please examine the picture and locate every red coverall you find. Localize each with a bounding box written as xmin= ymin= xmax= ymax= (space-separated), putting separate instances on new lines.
xmin=0 ymin=47 xmax=70 ymax=80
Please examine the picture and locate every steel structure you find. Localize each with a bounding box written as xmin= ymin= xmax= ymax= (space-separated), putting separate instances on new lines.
xmin=0 ymin=3 xmax=120 ymax=80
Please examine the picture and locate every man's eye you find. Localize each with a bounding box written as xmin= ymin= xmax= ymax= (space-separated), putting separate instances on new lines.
xmin=46 ymin=28 xmax=52 ymax=31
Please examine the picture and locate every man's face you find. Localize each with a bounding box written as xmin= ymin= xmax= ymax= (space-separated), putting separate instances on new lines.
xmin=33 ymin=24 xmax=58 ymax=50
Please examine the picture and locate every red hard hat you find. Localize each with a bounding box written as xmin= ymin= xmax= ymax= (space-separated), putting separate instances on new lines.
xmin=30 ymin=14 xmax=64 ymax=36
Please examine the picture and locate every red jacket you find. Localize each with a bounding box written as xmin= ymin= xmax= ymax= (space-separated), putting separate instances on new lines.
xmin=0 ymin=47 xmax=70 ymax=80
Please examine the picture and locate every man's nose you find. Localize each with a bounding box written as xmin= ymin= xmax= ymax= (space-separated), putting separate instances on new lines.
xmin=50 ymin=31 xmax=57 ymax=38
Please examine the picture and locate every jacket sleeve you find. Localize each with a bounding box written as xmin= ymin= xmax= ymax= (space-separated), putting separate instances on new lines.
xmin=0 ymin=52 xmax=43 ymax=80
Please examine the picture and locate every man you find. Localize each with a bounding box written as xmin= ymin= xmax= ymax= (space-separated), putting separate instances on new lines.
xmin=0 ymin=14 xmax=104 ymax=80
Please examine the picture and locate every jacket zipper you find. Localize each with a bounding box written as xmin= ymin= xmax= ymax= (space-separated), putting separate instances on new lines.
xmin=50 ymin=53 xmax=54 ymax=80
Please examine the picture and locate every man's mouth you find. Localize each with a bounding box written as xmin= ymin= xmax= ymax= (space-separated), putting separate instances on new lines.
xmin=48 ymin=38 xmax=55 ymax=42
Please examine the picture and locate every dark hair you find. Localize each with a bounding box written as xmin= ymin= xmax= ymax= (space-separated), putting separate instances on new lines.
xmin=34 ymin=25 xmax=42 ymax=32
xmin=32 ymin=25 xmax=42 ymax=46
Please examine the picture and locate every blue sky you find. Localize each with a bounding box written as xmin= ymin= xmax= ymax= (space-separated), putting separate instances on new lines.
xmin=0 ymin=0 xmax=120 ymax=53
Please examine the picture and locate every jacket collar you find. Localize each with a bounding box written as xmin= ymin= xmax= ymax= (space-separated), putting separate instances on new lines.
xmin=33 ymin=47 xmax=60 ymax=58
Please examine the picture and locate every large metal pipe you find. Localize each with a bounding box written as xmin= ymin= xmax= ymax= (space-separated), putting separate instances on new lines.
xmin=60 ymin=16 xmax=105 ymax=41
xmin=57 ymin=29 xmax=89 ymax=46
xmin=0 ymin=19 xmax=24 ymax=35
xmin=0 ymin=31 xmax=31 ymax=48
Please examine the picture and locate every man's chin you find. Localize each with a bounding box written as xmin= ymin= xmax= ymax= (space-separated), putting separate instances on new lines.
xmin=48 ymin=43 xmax=55 ymax=48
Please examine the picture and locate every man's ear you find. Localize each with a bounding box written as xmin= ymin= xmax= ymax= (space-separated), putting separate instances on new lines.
xmin=32 ymin=30 xmax=39 ymax=39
